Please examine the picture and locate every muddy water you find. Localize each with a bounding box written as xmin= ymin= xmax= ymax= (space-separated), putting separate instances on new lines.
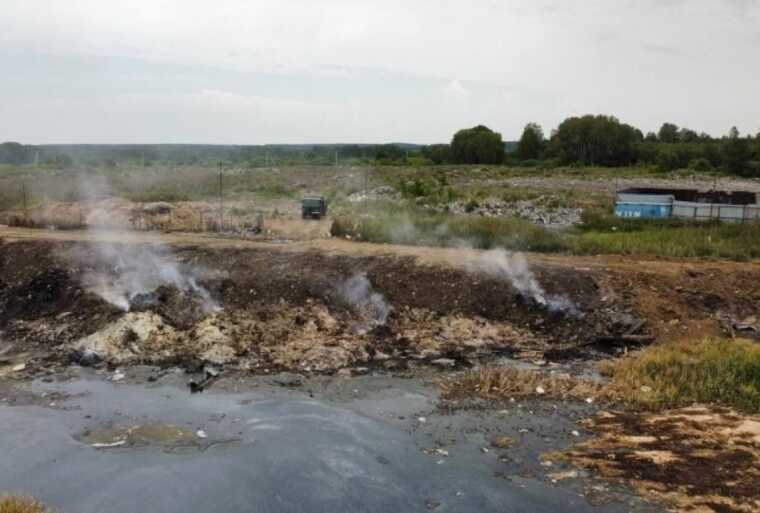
xmin=0 ymin=372 xmax=659 ymax=513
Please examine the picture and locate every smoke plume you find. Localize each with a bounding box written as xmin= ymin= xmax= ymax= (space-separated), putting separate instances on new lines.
xmin=77 ymin=242 xmax=220 ymax=313
xmin=65 ymin=180 xmax=220 ymax=313
xmin=472 ymin=249 xmax=580 ymax=316
xmin=338 ymin=273 xmax=391 ymax=326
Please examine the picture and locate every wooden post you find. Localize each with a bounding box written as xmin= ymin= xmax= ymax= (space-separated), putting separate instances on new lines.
xmin=218 ymin=162 xmax=223 ymax=232
xmin=22 ymin=181 xmax=28 ymax=226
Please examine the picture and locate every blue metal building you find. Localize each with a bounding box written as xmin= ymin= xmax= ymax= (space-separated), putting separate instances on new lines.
xmin=615 ymin=188 xmax=759 ymax=222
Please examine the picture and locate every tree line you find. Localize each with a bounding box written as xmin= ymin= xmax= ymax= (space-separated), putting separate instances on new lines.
xmin=414 ymin=116 xmax=759 ymax=176
xmin=510 ymin=116 xmax=760 ymax=176
xmin=2 ymin=115 xmax=759 ymax=176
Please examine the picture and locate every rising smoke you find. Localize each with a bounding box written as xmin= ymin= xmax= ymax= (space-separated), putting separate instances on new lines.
xmin=64 ymin=180 xmax=220 ymax=313
xmin=76 ymin=242 xmax=220 ymax=313
xmin=337 ymin=273 xmax=391 ymax=326
xmin=472 ymin=249 xmax=581 ymax=316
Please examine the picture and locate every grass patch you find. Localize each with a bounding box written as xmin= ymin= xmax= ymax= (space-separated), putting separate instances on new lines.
xmin=604 ymin=338 xmax=760 ymax=413
xmin=0 ymin=495 xmax=57 ymax=513
xmin=573 ymin=222 xmax=760 ymax=260
xmin=571 ymin=210 xmax=760 ymax=260
xmin=331 ymin=209 xmax=569 ymax=251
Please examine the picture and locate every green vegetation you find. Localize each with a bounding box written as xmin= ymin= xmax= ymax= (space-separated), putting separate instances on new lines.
xmin=606 ymin=338 xmax=760 ymax=413
xmin=2 ymin=114 xmax=759 ymax=174
xmin=331 ymin=202 xmax=760 ymax=260
xmin=548 ymin=115 xmax=641 ymax=166
xmin=450 ymin=125 xmax=505 ymax=164
xmin=331 ymin=207 xmax=567 ymax=252
xmin=575 ymin=210 xmax=760 ymax=260
xmin=516 ymin=122 xmax=546 ymax=161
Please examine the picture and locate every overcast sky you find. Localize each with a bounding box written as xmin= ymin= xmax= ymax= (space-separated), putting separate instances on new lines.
xmin=1 ymin=0 xmax=759 ymax=144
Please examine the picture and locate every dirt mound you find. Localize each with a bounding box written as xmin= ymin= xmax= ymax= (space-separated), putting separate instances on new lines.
xmin=2 ymin=238 xmax=758 ymax=375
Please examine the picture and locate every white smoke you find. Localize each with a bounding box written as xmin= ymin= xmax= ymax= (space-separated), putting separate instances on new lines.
xmin=338 ymin=273 xmax=391 ymax=326
xmin=472 ymin=249 xmax=581 ymax=316
xmin=65 ymin=179 xmax=220 ymax=313
xmin=78 ymin=242 xmax=220 ymax=313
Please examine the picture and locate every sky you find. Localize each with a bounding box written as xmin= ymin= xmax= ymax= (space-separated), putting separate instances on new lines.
xmin=1 ymin=0 xmax=759 ymax=144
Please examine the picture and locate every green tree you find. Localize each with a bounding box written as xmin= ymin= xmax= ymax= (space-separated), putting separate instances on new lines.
xmin=516 ymin=123 xmax=545 ymax=160
xmin=722 ymin=127 xmax=752 ymax=175
xmin=450 ymin=125 xmax=505 ymax=164
xmin=678 ymin=128 xmax=699 ymax=143
xmin=0 ymin=142 xmax=35 ymax=164
xmin=549 ymin=115 xmax=641 ymax=166
xmin=421 ymin=144 xmax=452 ymax=164
xmin=374 ymin=144 xmax=406 ymax=163
xmin=658 ymin=123 xmax=680 ymax=143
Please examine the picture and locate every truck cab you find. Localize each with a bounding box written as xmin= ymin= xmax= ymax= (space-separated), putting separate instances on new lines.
xmin=302 ymin=195 xmax=327 ymax=219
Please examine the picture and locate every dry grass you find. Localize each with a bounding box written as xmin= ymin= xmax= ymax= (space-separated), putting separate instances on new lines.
xmin=438 ymin=366 xmax=604 ymax=402
xmin=604 ymin=338 xmax=760 ymax=413
xmin=0 ymin=495 xmax=57 ymax=513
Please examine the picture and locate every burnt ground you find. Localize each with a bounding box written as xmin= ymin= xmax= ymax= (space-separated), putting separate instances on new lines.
xmin=551 ymin=407 xmax=760 ymax=513
xmin=1 ymin=237 xmax=759 ymax=378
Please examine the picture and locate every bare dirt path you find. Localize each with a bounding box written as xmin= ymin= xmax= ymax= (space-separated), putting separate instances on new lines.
xmin=3 ymin=225 xmax=758 ymax=275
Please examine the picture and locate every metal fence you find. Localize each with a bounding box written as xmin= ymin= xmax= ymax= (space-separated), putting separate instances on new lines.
xmin=615 ymin=192 xmax=760 ymax=222
xmin=672 ymin=201 xmax=760 ymax=223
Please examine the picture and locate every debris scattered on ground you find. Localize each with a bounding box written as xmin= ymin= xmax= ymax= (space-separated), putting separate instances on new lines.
xmin=347 ymin=187 xmax=400 ymax=203
xmin=422 ymin=447 xmax=449 ymax=457
xmin=491 ymin=436 xmax=514 ymax=449
xmin=91 ymin=440 xmax=126 ymax=449
xmin=718 ymin=312 xmax=760 ymax=340
xmin=552 ymin=407 xmax=760 ymax=513
xmin=188 ymin=365 xmax=223 ymax=393
xmin=434 ymin=198 xmax=583 ymax=227
xmin=271 ymin=373 xmax=305 ymax=388
xmin=439 ymin=367 xmax=605 ymax=403
xmin=1 ymin=237 xmax=757 ymax=377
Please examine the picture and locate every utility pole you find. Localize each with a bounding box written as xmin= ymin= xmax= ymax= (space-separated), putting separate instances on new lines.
xmin=218 ymin=162 xmax=224 ymax=232
xmin=22 ymin=181 xmax=28 ymax=225
xmin=364 ymin=166 xmax=369 ymax=216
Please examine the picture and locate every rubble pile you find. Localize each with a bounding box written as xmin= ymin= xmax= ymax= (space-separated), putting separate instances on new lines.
xmin=347 ymin=186 xmax=400 ymax=203
xmin=7 ymin=238 xmax=757 ymax=377
xmin=435 ymin=198 xmax=583 ymax=226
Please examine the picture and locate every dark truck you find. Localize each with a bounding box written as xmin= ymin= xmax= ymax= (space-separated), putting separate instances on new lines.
xmin=302 ymin=194 xmax=327 ymax=219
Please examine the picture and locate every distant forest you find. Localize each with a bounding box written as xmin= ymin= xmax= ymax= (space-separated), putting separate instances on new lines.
xmin=2 ymin=114 xmax=759 ymax=176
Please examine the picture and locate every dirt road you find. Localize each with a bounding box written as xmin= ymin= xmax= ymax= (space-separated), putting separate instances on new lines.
xmin=3 ymin=225 xmax=758 ymax=275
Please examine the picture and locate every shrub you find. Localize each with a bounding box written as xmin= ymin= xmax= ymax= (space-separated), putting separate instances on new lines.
xmin=688 ymin=157 xmax=713 ymax=172
xmin=0 ymin=495 xmax=57 ymax=513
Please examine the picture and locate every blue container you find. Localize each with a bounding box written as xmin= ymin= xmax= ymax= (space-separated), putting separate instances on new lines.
xmin=614 ymin=203 xmax=672 ymax=219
